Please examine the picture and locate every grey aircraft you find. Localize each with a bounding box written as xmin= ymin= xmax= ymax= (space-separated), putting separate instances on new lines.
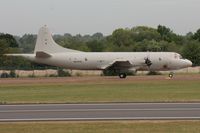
xmin=7 ymin=26 xmax=192 ymax=78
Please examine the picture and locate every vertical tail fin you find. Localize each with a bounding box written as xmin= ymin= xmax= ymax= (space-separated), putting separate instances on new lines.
xmin=34 ymin=25 xmax=81 ymax=53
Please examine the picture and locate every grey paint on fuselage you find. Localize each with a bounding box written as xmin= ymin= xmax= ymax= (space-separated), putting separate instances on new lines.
xmin=7 ymin=26 xmax=192 ymax=76
xmin=21 ymin=52 xmax=191 ymax=71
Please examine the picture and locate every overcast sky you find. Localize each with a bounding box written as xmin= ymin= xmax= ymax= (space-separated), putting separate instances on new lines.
xmin=0 ymin=0 xmax=200 ymax=35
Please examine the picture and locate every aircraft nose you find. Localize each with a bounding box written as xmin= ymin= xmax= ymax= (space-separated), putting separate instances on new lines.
xmin=185 ymin=59 xmax=192 ymax=67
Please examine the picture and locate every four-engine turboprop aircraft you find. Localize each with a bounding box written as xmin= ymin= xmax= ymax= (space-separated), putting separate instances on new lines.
xmin=7 ymin=26 xmax=192 ymax=78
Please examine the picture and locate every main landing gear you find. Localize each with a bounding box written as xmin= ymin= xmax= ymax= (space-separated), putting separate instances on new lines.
xmin=119 ymin=73 xmax=127 ymax=79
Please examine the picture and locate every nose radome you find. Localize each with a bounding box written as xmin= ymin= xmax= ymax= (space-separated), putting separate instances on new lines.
xmin=186 ymin=59 xmax=192 ymax=67
xmin=189 ymin=60 xmax=192 ymax=67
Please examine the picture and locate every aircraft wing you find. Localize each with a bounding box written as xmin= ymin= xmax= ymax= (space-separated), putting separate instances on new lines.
xmin=101 ymin=60 xmax=133 ymax=70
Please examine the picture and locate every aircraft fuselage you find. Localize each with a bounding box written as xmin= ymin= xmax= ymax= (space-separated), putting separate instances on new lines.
xmin=23 ymin=52 xmax=192 ymax=72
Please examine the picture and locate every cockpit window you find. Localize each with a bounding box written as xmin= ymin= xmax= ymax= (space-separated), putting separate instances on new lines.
xmin=174 ymin=54 xmax=183 ymax=59
xmin=174 ymin=54 xmax=178 ymax=59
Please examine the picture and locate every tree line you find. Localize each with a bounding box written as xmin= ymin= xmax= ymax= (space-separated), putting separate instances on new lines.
xmin=1 ymin=25 xmax=200 ymax=70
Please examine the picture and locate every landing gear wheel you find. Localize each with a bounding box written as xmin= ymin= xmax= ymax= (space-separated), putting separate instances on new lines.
xmin=119 ymin=73 xmax=127 ymax=79
xmin=168 ymin=72 xmax=174 ymax=79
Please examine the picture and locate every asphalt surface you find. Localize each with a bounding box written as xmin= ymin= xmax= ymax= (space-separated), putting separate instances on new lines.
xmin=0 ymin=103 xmax=200 ymax=121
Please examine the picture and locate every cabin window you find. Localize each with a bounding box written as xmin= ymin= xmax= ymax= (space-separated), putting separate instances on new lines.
xmin=45 ymin=39 xmax=48 ymax=45
xmin=174 ymin=54 xmax=178 ymax=59
xmin=175 ymin=54 xmax=183 ymax=59
xmin=98 ymin=60 xmax=104 ymax=63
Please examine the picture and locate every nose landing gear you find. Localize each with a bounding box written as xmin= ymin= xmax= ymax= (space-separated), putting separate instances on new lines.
xmin=168 ymin=72 xmax=174 ymax=79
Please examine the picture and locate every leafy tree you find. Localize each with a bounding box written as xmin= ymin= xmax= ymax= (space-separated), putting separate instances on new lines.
xmin=193 ymin=29 xmax=200 ymax=41
xmin=131 ymin=26 xmax=161 ymax=42
xmin=111 ymin=28 xmax=132 ymax=47
xmin=0 ymin=34 xmax=18 ymax=48
xmin=0 ymin=40 xmax=9 ymax=55
xmin=92 ymin=32 xmax=104 ymax=40
xmin=157 ymin=25 xmax=184 ymax=44
xmin=87 ymin=40 xmax=105 ymax=52
xmin=19 ymin=34 xmax=36 ymax=53
xmin=157 ymin=25 xmax=174 ymax=42
xmin=185 ymin=32 xmax=193 ymax=40
xmin=182 ymin=41 xmax=200 ymax=66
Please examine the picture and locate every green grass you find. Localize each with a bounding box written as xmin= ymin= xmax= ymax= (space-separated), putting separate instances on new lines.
xmin=0 ymin=79 xmax=200 ymax=103
xmin=0 ymin=121 xmax=200 ymax=133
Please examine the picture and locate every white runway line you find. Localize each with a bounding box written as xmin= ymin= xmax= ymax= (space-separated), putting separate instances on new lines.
xmin=1 ymin=117 xmax=200 ymax=122
xmin=1 ymin=103 xmax=200 ymax=121
xmin=1 ymin=108 xmax=200 ymax=113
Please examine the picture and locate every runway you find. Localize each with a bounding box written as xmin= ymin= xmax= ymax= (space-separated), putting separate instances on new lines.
xmin=0 ymin=103 xmax=200 ymax=121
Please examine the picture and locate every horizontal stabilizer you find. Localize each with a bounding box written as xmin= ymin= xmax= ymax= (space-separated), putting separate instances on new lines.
xmin=36 ymin=51 xmax=51 ymax=58
xmin=5 ymin=54 xmax=28 ymax=57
